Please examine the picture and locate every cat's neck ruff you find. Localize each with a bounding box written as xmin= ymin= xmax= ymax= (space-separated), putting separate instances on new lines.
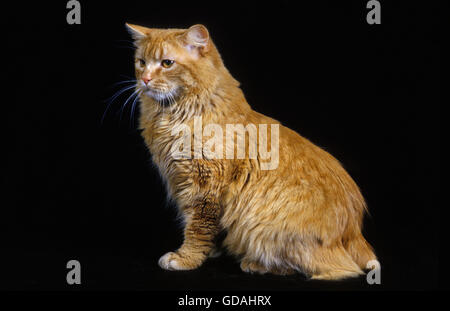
xmin=139 ymin=88 xmax=219 ymax=128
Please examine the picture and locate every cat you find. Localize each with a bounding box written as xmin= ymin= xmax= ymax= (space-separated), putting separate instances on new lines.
xmin=125 ymin=23 xmax=377 ymax=280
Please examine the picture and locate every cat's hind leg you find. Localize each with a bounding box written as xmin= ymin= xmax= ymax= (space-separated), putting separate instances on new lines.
xmin=240 ymin=257 xmax=269 ymax=274
xmin=240 ymin=257 xmax=296 ymax=275
xmin=310 ymin=269 xmax=362 ymax=280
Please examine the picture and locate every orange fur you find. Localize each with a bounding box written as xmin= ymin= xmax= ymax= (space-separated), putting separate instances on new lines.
xmin=126 ymin=23 xmax=377 ymax=280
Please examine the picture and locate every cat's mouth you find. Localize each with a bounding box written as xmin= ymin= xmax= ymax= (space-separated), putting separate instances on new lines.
xmin=141 ymin=86 xmax=178 ymax=106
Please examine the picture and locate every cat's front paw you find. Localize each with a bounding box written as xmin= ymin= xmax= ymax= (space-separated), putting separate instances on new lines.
xmin=158 ymin=251 xmax=201 ymax=271
xmin=158 ymin=252 xmax=183 ymax=270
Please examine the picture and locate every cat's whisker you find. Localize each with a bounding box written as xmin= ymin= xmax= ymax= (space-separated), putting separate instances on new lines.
xmin=168 ymin=92 xmax=176 ymax=108
xmin=158 ymin=90 xmax=165 ymax=120
xmin=111 ymin=79 xmax=137 ymax=87
xmin=101 ymin=84 xmax=138 ymax=124
xmin=119 ymin=89 xmax=141 ymax=122
xmin=130 ymin=90 xmax=142 ymax=127
xmin=104 ymin=84 xmax=137 ymax=103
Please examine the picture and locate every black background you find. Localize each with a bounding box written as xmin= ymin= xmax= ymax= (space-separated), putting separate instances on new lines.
xmin=1 ymin=0 xmax=440 ymax=293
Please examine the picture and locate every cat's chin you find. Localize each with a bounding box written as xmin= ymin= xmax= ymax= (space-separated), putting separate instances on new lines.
xmin=142 ymin=89 xmax=177 ymax=106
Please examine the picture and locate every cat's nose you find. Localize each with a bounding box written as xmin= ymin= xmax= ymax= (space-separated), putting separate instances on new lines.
xmin=142 ymin=77 xmax=152 ymax=85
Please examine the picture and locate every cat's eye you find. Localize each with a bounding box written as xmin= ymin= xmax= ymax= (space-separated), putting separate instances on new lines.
xmin=161 ymin=59 xmax=174 ymax=68
xmin=138 ymin=59 xmax=146 ymax=67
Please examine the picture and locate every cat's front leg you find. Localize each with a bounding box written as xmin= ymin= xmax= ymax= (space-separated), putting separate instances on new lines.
xmin=158 ymin=200 xmax=221 ymax=271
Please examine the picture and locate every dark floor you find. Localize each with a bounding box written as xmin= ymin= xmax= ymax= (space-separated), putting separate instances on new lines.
xmin=0 ymin=243 xmax=435 ymax=291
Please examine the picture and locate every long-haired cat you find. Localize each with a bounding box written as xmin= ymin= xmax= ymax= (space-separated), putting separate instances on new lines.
xmin=125 ymin=23 xmax=377 ymax=280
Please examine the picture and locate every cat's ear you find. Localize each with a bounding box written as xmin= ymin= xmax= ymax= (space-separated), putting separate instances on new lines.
xmin=181 ymin=24 xmax=210 ymax=55
xmin=125 ymin=23 xmax=151 ymax=41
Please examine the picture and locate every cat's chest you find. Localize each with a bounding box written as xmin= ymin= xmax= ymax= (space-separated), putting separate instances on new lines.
xmin=142 ymin=119 xmax=192 ymax=180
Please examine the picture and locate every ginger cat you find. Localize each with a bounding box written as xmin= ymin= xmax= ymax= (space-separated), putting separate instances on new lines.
xmin=125 ymin=23 xmax=377 ymax=280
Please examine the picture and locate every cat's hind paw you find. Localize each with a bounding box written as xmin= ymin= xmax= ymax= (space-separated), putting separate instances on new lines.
xmin=240 ymin=258 xmax=296 ymax=275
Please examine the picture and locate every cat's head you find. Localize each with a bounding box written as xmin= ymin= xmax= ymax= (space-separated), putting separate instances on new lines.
xmin=126 ymin=24 xmax=224 ymax=105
